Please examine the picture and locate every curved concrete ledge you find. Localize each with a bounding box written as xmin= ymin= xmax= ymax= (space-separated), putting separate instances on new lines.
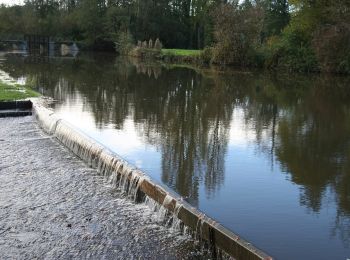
xmin=32 ymin=100 xmax=273 ymax=260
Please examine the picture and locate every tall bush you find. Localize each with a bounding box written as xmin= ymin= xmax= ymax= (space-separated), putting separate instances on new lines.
xmin=210 ymin=2 xmax=264 ymax=66
xmin=115 ymin=31 xmax=134 ymax=55
xmin=154 ymin=38 xmax=162 ymax=50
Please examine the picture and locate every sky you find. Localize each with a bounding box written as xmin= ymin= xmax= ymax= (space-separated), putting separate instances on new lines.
xmin=0 ymin=0 xmax=23 ymax=6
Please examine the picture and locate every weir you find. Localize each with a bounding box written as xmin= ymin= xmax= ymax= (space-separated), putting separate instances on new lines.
xmin=32 ymin=100 xmax=273 ymax=260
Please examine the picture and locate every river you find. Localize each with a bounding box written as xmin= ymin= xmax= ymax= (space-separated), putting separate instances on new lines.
xmin=1 ymin=51 xmax=350 ymax=259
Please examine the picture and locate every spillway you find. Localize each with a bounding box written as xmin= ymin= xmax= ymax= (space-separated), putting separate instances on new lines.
xmin=32 ymin=100 xmax=272 ymax=260
xmin=0 ymin=115 xmax=204 ymax=259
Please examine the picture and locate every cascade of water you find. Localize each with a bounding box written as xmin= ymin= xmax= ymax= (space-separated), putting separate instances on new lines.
xmin=126 ymin=170 xmax=138 ymax=198
xmin=55 ymin=122 xmax=103 ymax=168
xmin=131 ymin=174 xmax=145 ymax=202
xmin=94 ymin=150 xmax=146 ymax=203
xmin=162 ymin=194 xmax=173 ymax=207
xmin=195 ymin=213 xmax=205 ymax=243
xmin=106 ymin=162 xmax=123 ymax=188
xmin=97 ymin=152 xmax=114 ymax=177
xmin=118 ymin=167 xmax=130 ymax=193
xmin=127 ymin=173 xmax=144 ymax=201
xmin=170 ymin=202 xmax=183 ymax=232
xmin=144 ymin=196 xmax=166 ymax=222
xmin=34 ymin=107 xmax=60 ymax=135
xmin=154 ymin=198 xmax=232 ymax=260
xmin=34 ymin=106 xmax=238 ymax=260
xmin=143 ymin=195 xmax=188 ymax=236
xmin=144 ymin=196 xmax=160 ymax=212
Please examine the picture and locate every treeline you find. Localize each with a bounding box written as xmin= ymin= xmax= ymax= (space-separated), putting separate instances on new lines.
xmin=205 ymin=0 xmax=350 ymax=73
xmin=0 ymin=0 xmax=350 ymax=73
xmin=0 ymin=0 xmax=218 ymax=50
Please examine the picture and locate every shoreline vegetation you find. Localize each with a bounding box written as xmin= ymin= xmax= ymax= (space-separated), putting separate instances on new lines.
xmin=118 ymin=34 xmax=350 ymax=75
xmin=0 ymin=81 xmax=39 ymax=101
xmin=1 ymin=1 xmax=350 ymax=74
xmin=127 ymin=41 xmax=202 ymax=65
xmin=116 ymin=36 xmax=203 ymax=65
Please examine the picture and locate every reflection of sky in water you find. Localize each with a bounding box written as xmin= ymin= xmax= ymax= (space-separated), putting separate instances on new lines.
xmin=54 ymin=97 xmax=163 ymax=183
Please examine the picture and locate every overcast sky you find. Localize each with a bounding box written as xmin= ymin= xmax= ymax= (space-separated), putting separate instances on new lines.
xmin=0 ymin=0 xmax=23 ymax=6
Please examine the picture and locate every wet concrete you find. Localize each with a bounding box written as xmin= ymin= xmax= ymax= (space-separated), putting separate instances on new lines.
xmin=0 ymin=116 xmax=201 ymax=259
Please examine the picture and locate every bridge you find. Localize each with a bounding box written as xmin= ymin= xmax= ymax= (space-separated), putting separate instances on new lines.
xmin=0 ymin=35 xmax=78 ymax=56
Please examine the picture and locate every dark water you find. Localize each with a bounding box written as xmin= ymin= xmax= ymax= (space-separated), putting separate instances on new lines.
xmin=1 ymin=52 xmax=350 ymax=260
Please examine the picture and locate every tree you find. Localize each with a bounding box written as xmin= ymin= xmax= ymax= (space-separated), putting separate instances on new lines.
xmin=263 ymin=0 xmax=290 ymax=38
xmin=211 ymin=1 xmax=264 ymax=65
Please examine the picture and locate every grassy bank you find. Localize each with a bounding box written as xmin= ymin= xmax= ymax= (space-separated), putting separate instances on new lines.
xmin=161 ymin=49 xmax=202 ymax=64
xmin=0 ymin=81 xmax=40 ymax=101
xmin=161 ymin=49 xmax=201 ymax=57
xmin=128 ymin=46 xmax=203 ymax=65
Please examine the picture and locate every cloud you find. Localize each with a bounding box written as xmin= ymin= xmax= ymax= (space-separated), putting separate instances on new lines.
xmin=0 ymin=0 xmax=23 ymax=6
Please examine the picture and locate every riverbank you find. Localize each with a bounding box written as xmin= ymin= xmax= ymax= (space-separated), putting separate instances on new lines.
xmin=128 ymin=47 xmax=350 ymax=75
xmin=128 ymin=47 xmax=204 ymax=65
xmin=161 ymin=49 xmax=202 ymax=64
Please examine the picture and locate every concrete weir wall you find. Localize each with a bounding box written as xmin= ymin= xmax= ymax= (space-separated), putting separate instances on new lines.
xmin=32 ymin=101 xmax=273 ymax=260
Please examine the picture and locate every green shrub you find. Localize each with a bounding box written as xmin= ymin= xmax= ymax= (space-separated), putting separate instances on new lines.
xmin=115 ymin=31 xmax=134 ymax=55
xmin=129 ymin=46 xmax=161 ymax=59
xmin=312 ymin=24 xmax=350 ymax=74
xmin=248 ymin=47 xmax=266 ymax=68
xmin=264 ymin=27 xmax=319 ymax=72
xmin=200 ymin=47 xmax=213 ymax=64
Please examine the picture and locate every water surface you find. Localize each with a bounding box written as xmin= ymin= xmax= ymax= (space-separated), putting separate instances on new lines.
xmin=1 ymin=52 xmax=350 ymax=259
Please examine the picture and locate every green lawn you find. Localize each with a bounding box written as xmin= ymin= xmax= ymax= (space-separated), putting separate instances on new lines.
xmin=0 ymin=81 xmax=40 ymax=101
xmin=162 ymin=49 xmax=202 ymax=56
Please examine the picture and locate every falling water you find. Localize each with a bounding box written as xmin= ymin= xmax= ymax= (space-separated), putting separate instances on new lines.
xmin=0 ymin=115 xmax=206 ymax=259
xmin=51 ymin=116 xmax=191 ymax=237
xmin=34 ymin=105 xmax=61 ymax=135
xmin=143 ymin=195 xmax=188 ymax=236
xmin=32 ymin=104 xmax=243 ymax=260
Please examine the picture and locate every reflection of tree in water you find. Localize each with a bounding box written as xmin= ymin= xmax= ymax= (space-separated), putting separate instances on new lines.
xmin=280 ymin=80 xmax=350 ymax=245
xmin=1 ymin=54 xmax=231 ymax=205
xmin=2 ymin=54 xmax=350 ymax=243
xmin=156 ymin=75 xmax=232 ymax=204
xmin=239 ymin=74 xmax=350 ymax=245
xmin=275 ymin=79 xmax=350 ymax=211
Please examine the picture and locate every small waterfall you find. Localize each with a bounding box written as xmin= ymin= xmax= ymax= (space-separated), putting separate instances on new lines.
xmin=170 ymin=203 xmax=184 ymax=231
xmin=195 ymin=213 xmax=205 ymax=243
xmin=53 ymin=119 xmax=147 ymax=203
xmin=47 ymin=117 xmax=226 ymax=257
xmin=55 ymin=122 xmax=104 ymax=168
xmin=128 ymin=173 xmax=145 ymax=201
xmin=32 ymin=103 xmax=269 ymax=260
xmin=33 ymin=105 xmax=60 ymax=134
xmin=84 ymin=145 xmax=146 ymax=202
xmin=144 ymin=195 xmax=187 ymax=235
